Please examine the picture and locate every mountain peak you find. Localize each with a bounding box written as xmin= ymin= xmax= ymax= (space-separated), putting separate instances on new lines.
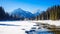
xmin=11 ymin=8 xmax=35 ymax=18
xmin=17 ymin=8 xmax=22 ymax=10
xmin=33 ymin=9 xmax=40 ymax=16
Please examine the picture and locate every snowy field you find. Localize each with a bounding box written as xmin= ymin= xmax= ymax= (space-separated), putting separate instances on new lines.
xmin=0 ymin=21 xmax=37 ymax=34
xmin=0 ymin=20 xmax=60 ymax=34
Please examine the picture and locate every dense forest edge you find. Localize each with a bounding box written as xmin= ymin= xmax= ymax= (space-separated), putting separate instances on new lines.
xmin=36 ymin=5 xmax=60 ymax=20
xmin=0 ymin=5 xmax=60 ymax=21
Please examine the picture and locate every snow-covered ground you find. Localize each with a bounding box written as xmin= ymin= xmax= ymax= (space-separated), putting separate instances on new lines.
xmin=0 ymin=20 xmax=60 ymax=34
xmin=32 ymin=20 xmax=60 ymax=26
xmin=0 ymin=21 xmax=37 ymax=34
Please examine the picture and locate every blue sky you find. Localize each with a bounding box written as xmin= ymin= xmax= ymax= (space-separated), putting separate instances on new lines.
xmin=0 ymin=0 xmax=60 ymax=13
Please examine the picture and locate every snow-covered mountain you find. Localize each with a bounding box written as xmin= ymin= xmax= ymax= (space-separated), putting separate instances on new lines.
xmin=10 ymin=8 xmax=41 ymax=20
xmin=33 ymin=9 xmax=41 ymax=16
xmin=11 ymin=8 xmax=35 ymax=18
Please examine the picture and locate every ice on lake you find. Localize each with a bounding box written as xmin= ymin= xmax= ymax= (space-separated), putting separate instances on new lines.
xmin=0 ymin=20 xmax=60 ymax=34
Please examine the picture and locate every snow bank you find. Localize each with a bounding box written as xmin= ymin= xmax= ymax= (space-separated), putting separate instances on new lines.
xmin=32 ymin=20 xmax=60 ymax=26
xmin=0 ymin=21 xmax=36 ymax=34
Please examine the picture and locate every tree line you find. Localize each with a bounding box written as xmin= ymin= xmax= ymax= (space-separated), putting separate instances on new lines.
xmin=0 ymin=5 xmax=60 ymax=21
xmin=36 ymin=5 xmax=60 ymax=20
xmin=0 ymin=6 xmax=25 ymax=21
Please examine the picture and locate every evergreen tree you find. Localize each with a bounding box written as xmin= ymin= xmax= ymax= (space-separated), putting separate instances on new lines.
xmin=0 ymin=7 xmax=6 ymax=20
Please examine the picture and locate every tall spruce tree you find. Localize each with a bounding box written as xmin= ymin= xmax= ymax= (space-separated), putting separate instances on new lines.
xmin=0 ymin=7 xmax=6 ymax=20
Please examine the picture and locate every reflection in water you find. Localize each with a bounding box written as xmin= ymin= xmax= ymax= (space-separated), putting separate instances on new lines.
xmin=25 ymin=28 xmax=53 ymax=34
xmin=25 ymin=24 xmax=53 ymax=34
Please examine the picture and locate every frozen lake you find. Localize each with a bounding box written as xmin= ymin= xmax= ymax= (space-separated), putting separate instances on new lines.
xmin=0 ymin=21 xmax=36 ymax=34
xmin=0 ymin=20 xmax=59 ymax=34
